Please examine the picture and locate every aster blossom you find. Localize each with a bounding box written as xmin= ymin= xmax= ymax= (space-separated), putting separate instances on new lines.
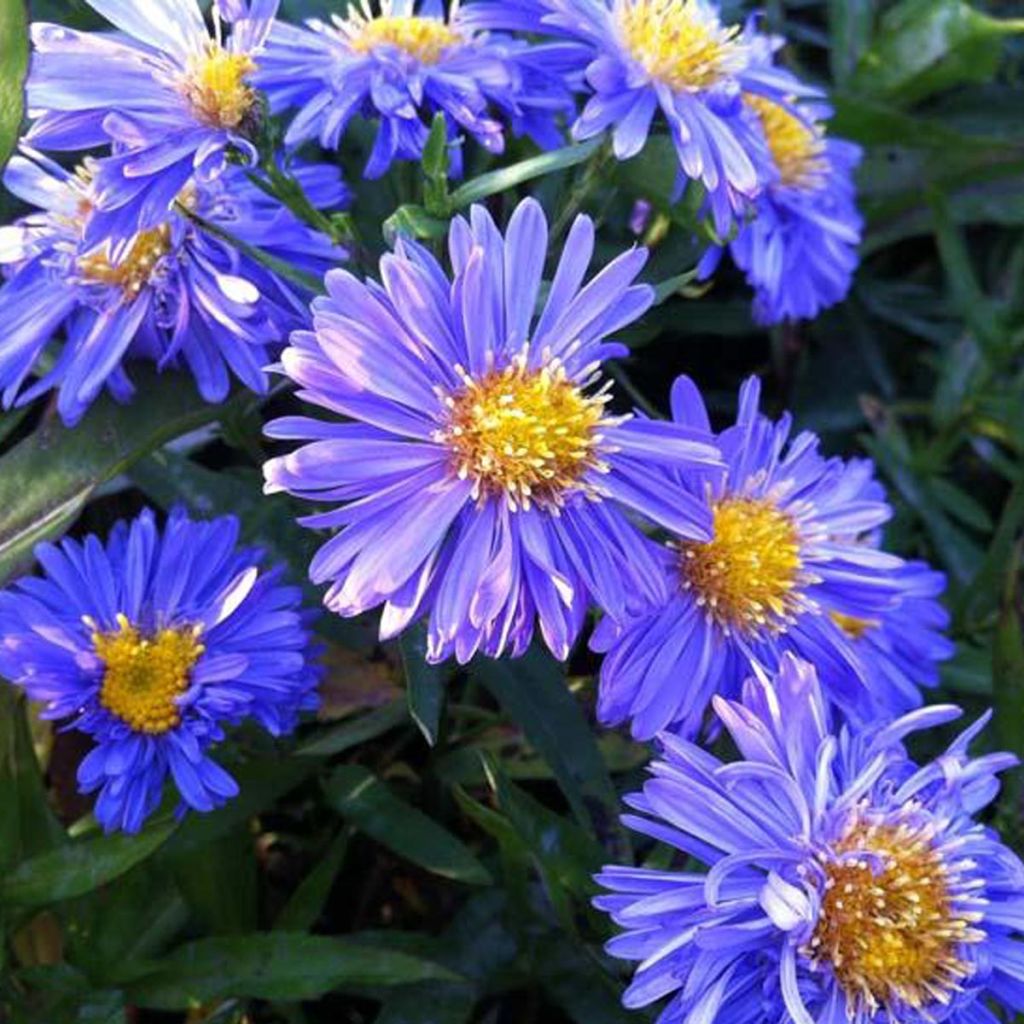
xmin=699 ymin=46 xmax=862 ymax=323
xmin=464 ymin=0 xmax=815 ymax=232
xmin=592 ymin=374 xmax=905 ymax=740
xmin=264 ymin=197 xmax=722 ymax=663
xmin=595 ymin=654 xmax=1024 ymax=1024
xmin=0 ymin=149 xmax=346 ymax=425
xmin=0 ymin=508 xmax=321 ymax=834
xmin=26 ymin=0 xmax=279 ymax=242
xmin=256 ymin=0 xmax=578 ymax=178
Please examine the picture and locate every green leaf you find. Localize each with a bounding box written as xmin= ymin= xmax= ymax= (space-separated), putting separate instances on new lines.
xmin=383 ymin=203 xmax=451 ymax=245
xmin=0 ymin=370 xmax=252 ymax=586
xmin=828 ymin=0 xmax=875 ymax=86
xmin=0 ymin=819 xmax=175 ymax=907
xmin=400 ymin=626 xmax=448 ymax=746
xmin=171 ymin=828 xmax=258 ymax=935
xmin=298 ymin=699 xmax=408 ymax=757
xmin=324 ymin=764 xmax=491 ymax=886
xmin=449 ymin=139 xmax=602 ymax=209
xmin=118 ymin=933 xmax=459 ymax=1009
xmin=0 ymin=692 xmax=65 ymax=873
xmin=275 ymin=828 xmax=349 ymax=933
xmin=422 ymin=111 xmax=451 ymax=216
xmin=471 ymin=649 xmax=622 ymax=844
xmin=849 ymin=0 xmax=1024 ymax=107
xmin=0 ymin=0 xmax=28 ymax=172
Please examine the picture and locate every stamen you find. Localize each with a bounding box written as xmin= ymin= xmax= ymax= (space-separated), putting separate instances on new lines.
xmin=804 ymin=814 xmax=984 ymax=1016
xmin=93 ymin=614 xmax=204 ymax=735
xmin=183 ymin=46 xmax=258 ymax=129
xmin=435 ymin=352 xmax=611 ymax=511
xmin=677 ymin=496 xmax=803 ymax=634
xmin=77 ymin=226 xmax=172 ymax=296
xmin=745 ymin=95 xmax=828 ymax=188
xmin=616 ymin=0 xmax=746 ymax=91
xmin=347 ymin=15 xmax=461 ymax=63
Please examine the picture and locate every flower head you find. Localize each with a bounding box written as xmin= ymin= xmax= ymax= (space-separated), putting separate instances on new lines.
xmin=257 ymin=0 xmax=577 ymax=178
xmin=595 ymin=654 xmax=1024 ymax=1024
xmin=0 ymin=508 xmax=321 ymax=833
xmin=0 ymin=149 xmax=346 ymax=425
xmin=464 ymin=0 xmax=815 ymax=232
xmin=698 ymin=43 xmax=863 ymax=323
xmin=26 ymin=0 xmax=279 ymax=242
xmin=592 ymin=374 xmax=904 ymax=739
xmin=264 ymin=197 xmax=722 ymax=663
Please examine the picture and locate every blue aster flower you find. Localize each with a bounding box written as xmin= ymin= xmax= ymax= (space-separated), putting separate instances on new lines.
xmin=463 ymin=0 xmax=816 ymax=232
xmin=592 ymin=374 xmax=905 ymax=740
xmin=26 ymin=0 xmax=279 ymax=242
xmin=256 ymin=0 xmax=578 ymax=178
xmin=833 ymin=559 xmax=955 ymax=716
xmin=699 ymin=68 xmax=862 ymax=323
xmin=264 ymin=197 xmax=722 ymax=663
xmin=0 ymin=149 xmax=346 ymax=425
xmin=0 ymin=508 xmax=321 ymax=834
xmin=595 ymin=653 xmax=1024 ymax=1024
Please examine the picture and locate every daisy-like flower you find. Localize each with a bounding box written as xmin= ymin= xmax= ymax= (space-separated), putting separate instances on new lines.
xmin=464 ymin=0 xmax=814 ymax=232
xmin=0 ymin=508 xmax=321 ymax=834
xmin=833 ymin=560 xmax=954 ymax=715
xmin=264 ymin=197 xmax=722 ymax=663
xmin=699 ymin=65 xmax=863 ymax=323
xmin=595 ymin=654 xmax=1024 ymax=1024
xmin=26 ymin=0 xmax=279 ymax=242
xmin=592 ymin=374 xmax=904 ymax=740
xmin=256 ymin=0 xmax=578 ymax=178
xmin=0 ymin=149 xmax=346 ymax=425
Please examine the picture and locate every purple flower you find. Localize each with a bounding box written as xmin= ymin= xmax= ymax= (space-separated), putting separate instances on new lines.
xmin=256 ymin=0 xmax=577 ymax=178
xmin=26 ymin=0 xmax=280 ymax=242
xmin=0 ymin=508 xmax=321 ymax=833
xmin=0 ymin=149 xmax=346 ymax=425
xmin=592 ymin=375 xmax=906 ymax=740
xmin=264 ymin=197 xmax=722 ymax=663
xmin=595 ymin=654 xmax=1024 ymax=1024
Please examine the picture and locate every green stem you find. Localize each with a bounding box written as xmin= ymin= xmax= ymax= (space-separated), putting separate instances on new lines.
xmin=549 ymin=139 xmax=614 ymax=243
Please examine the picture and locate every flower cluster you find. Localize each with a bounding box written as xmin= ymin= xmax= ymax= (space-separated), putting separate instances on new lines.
xmin=1 ymin=9 xmax=1018 ymax=1022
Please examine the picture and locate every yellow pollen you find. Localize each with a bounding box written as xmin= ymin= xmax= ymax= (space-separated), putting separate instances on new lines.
xmin=184 ymin=46 xmax=258 ymax=129
xmin=77 ymin=226 xmax=173 ymax=296
xmin=678 ymin=497 xmax=802 ymax=633
xmin=807 ymin=818 xmax=983 ymax=1015
xmin=745 ymin=94 xmax=827 ymax=187
xmin=831 ymin=611 xmax=878 ymax=641
xmin=436 ymin=355 xmax=611 ymax=511
xmin=349 ymin=16 xmax=461 ymax=63
xmin=617 ymin=0 xmax=743 ymax=91
xmin=93 ymin=614 xmax=204 ymax=735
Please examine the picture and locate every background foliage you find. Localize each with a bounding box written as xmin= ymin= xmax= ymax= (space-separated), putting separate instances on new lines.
xmin=2 ymin=0 xmax=1024 ymax=1021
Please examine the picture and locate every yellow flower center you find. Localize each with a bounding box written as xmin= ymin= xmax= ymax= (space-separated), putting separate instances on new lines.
xmin=436 ymin=355 xmax=612 ymax=511
xmin=806 ymin=817 xmax=984 ymax=1016
xmin=184 ymin=46 xmax=258 ymax=129
xmin=678 ymin=497 xmax=803 ymax=634
xmin=349 ymin=16 xmax=460 ymax=63
xmin=77 ymin=226 xmax=173 ymax=297
xmin=617 ymin=0 xmax=744 ymax=91
xmin=745 ymin=95 xmax=827 ymax=187
xmin=92 ymin=614 xmax=204 ymax=735
xmin=831 ymin=611 xmax=877 ymax=641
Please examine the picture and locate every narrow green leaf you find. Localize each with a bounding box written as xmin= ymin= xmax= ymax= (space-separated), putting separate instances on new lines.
xmin=171 ymin=828 xmax=258 ymax=935
xmin=118 ymin=933 xmax=459 ymax=1009
xmin=828 ymin=0 xmax=875 ymax=86
xmin=383 ymin=204 xmax=451 ymax=244
xmin=449 ymin=139 xmax=601 ymax=209
xmin=298 ymin=699 xmax=408 ymax=757
xmin=275 ymin=828 xmax=349 ymax=932
xmin=0 ymin=370 xmax=251 ymax=586
xmin=0 ymin=691 xmax=65 ymax=873
xmin=471 ymin=649 xmax=622 ymax=843
xmin=0 ymin=0 xmax=28 ymax=171
xmin=325 ymin=764 xmax=491 ymax=886
xmin=0 ymin=819 xmax=175 ymax=907
xmin=400 ymin=626 xmax=448 ymax=746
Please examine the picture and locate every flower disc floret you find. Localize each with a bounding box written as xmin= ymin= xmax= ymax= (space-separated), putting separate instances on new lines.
xmin=348 ymin=15 xmax=461 ymax=62
xmin=437 ymin=353 xmax=612 ymax=511
xmin=746 ymin=93 xmax=826 ymax=188
xmin=617 ymin=0 xmax=746 ymax=90
xmin=183 ymin=47 xmax=259 ymax=129
xmin=77 ymin=225 xmax=173 ymax=297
